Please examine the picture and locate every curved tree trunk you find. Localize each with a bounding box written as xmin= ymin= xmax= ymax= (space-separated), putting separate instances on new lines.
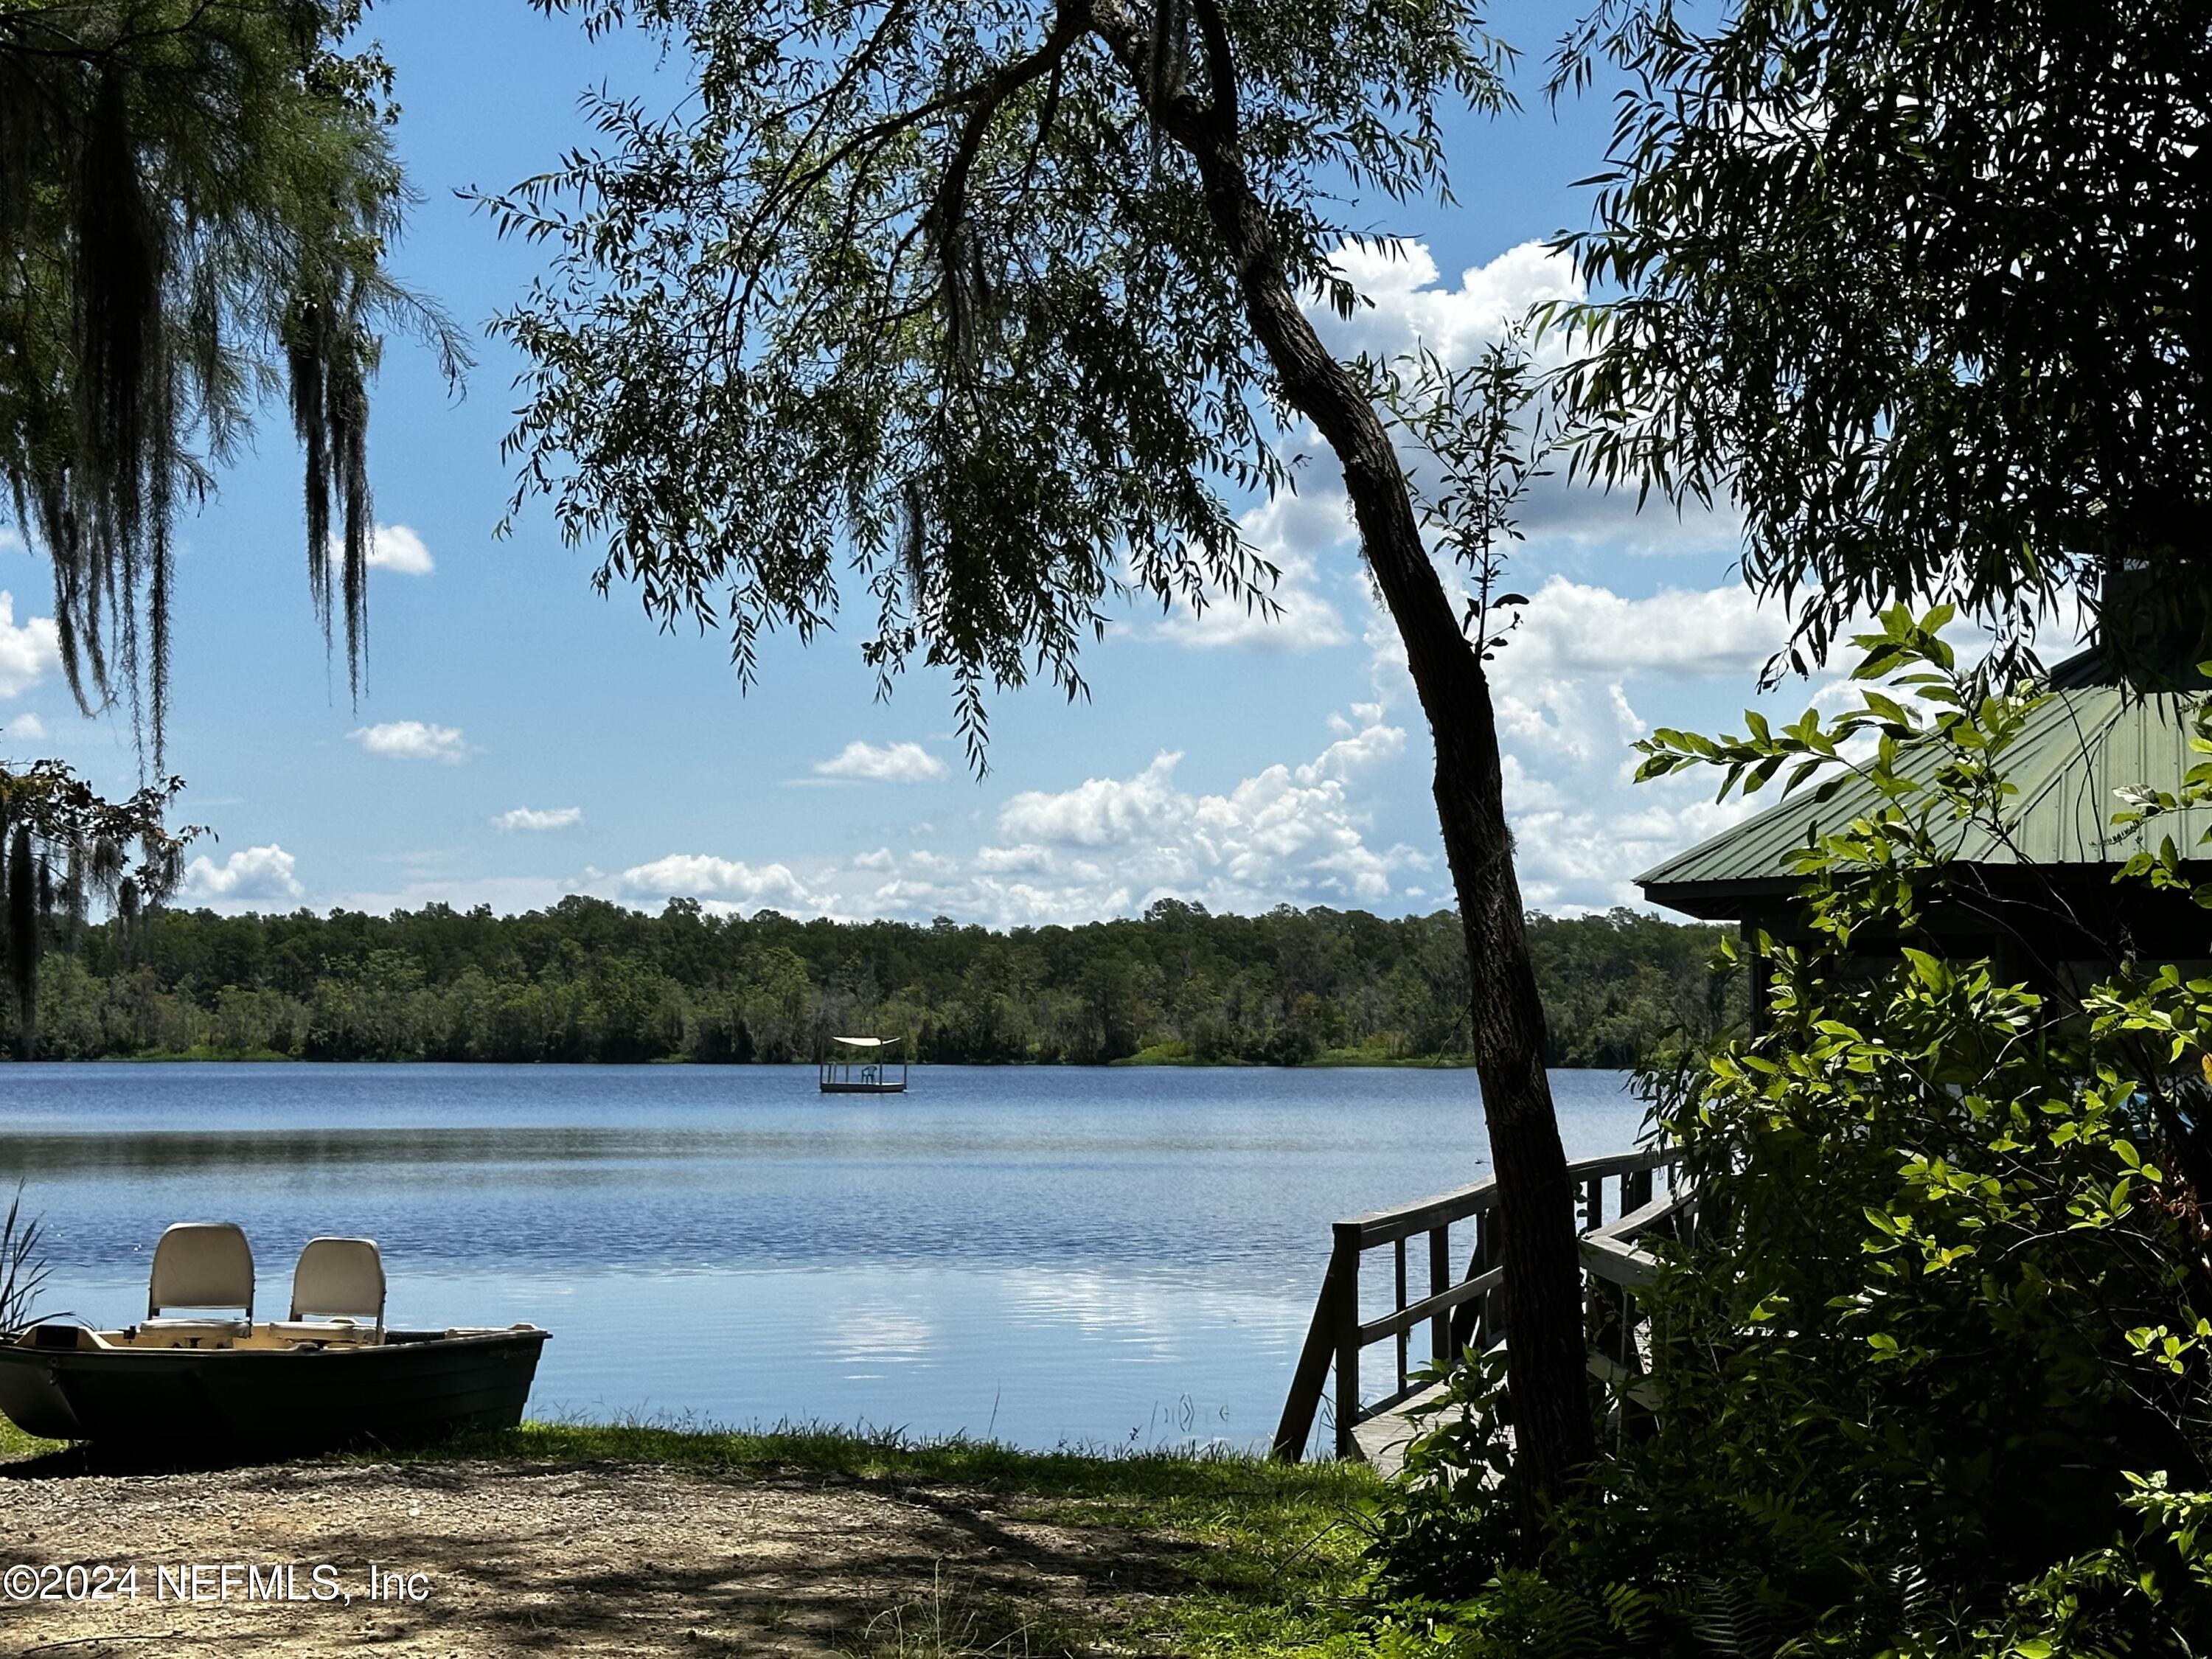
xmin=1090 ymin=11 xmax=1596 ymax=1529
xmin=1280 ymin=263 xmax=1591 ymax=1528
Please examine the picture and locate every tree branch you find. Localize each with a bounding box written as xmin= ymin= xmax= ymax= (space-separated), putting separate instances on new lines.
xmin=1015 ymin=55 xmax=1067 ymax=201
xmin=924 ymin=0 xmax=1093 ymax=248
xmin=1186 ymin=0 xmax=1238 ymax=139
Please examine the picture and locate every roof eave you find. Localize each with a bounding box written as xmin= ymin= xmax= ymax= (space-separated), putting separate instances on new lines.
xmin=1636 ymin=877 xmax=1800 ymax=922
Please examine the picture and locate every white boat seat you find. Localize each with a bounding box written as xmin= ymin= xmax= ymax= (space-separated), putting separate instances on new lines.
xmin=288 ymin=1237 xmax=386 ymax=1337
xmin=147 ymin=1222 xmax=255 ymax=1324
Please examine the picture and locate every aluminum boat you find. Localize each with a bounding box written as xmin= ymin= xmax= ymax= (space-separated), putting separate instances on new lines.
xmin=0 ymin=1224 xmax=547 ymax=1449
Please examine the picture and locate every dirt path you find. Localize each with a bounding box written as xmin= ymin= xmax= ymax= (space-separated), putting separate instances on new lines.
xmin=0 ymin=1458 xmax=1197 ymax=1656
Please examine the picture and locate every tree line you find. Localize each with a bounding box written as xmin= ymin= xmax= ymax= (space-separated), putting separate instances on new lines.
xmin=15 ymin=896 xmax=1735 ymax=1067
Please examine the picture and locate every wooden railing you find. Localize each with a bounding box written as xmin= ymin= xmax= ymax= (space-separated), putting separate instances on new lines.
xmin=1272 ymin=1146 xmax=1691 ymax=1461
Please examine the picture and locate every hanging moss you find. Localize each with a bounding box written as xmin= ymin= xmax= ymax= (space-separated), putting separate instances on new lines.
xmin=0 ymin=1 xmax=468 ymax=762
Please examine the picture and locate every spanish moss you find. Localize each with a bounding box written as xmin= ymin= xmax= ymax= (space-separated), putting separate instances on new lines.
xmin=0 ymin=1 xmax=469 ymax=763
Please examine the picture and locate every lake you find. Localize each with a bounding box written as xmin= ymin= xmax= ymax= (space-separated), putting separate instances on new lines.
xmin=0 ymin=1064 xmax=1646 ymax=1453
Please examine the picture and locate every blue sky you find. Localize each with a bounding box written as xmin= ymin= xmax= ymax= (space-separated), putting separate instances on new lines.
xmin=1 ymin=1 xmax=1814 ymax=926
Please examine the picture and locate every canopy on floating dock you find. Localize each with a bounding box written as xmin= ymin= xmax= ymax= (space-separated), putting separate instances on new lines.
xmin=819 ymin=1034 xmax=909 ymax=1093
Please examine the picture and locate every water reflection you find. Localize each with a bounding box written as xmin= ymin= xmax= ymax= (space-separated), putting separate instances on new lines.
xmin=0 ymin=1127 xmax=692 ymax=1175
xmin=819 ymin=1306 xmax=940 ymax=1375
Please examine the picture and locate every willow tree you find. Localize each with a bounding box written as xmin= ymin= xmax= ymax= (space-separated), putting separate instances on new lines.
xmin=0 ymin=0 xmax=467 ymax=760
xmin=483 ymin=0 xmax=1597 ymax=1517
xmin=1550 ymin=0 xmax=2212 ymax=667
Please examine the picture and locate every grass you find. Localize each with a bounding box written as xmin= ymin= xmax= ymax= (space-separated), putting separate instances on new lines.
xmin=0 ymin=1417 xmax=62 ymax=1462
xmin=1 ymin=1416 xmax=1389 ymax=1655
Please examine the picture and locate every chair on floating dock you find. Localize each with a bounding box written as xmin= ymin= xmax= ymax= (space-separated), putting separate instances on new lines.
xmin=142 ymin=1221 xmax=256 ymax=1341
xmin=272 ymin=1237 xmax=386 ymax=1342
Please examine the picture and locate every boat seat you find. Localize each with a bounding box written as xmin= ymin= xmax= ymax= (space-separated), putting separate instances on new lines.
xmin=145 ymin=1222 xmax=254 ymax=1335
xmin=275 ymin=1237 xmax=386 ymax=1340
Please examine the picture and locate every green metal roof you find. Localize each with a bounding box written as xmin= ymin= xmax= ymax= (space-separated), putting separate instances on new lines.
xmin=1637 ymin=666 xmax=2212 ymax=913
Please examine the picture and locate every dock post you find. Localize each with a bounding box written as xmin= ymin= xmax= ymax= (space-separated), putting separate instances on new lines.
xmin=1427 ymin=1223 xmax=1452 ymax=1367
xmin=1627 ymin=1163 xmax=1653 ymax=1214
xmin=1332 ymin=1220 xmax=1362 ymax=1460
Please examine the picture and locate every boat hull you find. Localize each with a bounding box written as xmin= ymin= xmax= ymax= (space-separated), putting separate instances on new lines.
xmin=818 ymin=1080 xmax=908 ymax=1093
xmin=0 ymin=1326 xmax=548 ymax=1449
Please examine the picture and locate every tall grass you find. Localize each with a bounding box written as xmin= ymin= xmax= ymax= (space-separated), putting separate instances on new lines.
xmin=1 ymin=1181 xmax=52 ymax=1333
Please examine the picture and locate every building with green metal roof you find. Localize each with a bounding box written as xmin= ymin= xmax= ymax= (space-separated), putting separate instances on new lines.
xmin=1636 ymin=641 xmax=2212 ymax=981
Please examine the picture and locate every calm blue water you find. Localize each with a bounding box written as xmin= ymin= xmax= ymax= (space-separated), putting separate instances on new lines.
xmin=0 ymin=1064 xmax=1645 ymax=1453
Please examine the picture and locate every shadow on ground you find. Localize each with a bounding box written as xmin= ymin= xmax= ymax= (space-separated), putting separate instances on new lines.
xmin=0 ymin=1453 xmax=1281 ymax=1657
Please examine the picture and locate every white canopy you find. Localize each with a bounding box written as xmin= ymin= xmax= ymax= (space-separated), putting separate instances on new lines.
xmin=829 ymin=1034 xmax=902 ymax=1048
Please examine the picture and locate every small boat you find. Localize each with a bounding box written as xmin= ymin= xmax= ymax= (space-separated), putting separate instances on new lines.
xmin=818 ymin=1033 xmax=910 ymax=1094
xmin=0 ymin=1223 xmax=548 ymax=1450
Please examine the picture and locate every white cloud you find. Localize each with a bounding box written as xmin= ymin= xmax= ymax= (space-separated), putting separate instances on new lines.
xmin=1346 ymin=568 xmax=1813 ymax=908
xmin=1319 ymin=238 xmax=1583 ymax=368
xmin=349 ymin=720 xmax=469 ymax=764
xmin=1509 ymin=776 xmax=1764 ymax=914
xmin=327 ymin=523 xmax=434 ymax=577
xmin=184 ymin=844 xmax=305 ymax=904
xmin=1517 ymin=473 xmax=1743 ymax=560
xmin=1503 ymin=577 xmax=1781 ymax=680
xmin=1478 ymin=577 xmax=1788 ymax=764
xmin=1153 ymin=492 xmax=1353 ymax=652
xmin=970 ymin=714 xmax=1420 ymax=914
xmin=0 ymin=591 xmax=60 ymax=698
xmin=1300 ymin=719 xmax=1407 ymax=782
xmin=493 ymin=806 xmax=583 ymax=832
xmin=1310 ymin=239 xmax=1739 ymax=558
xmin=973 ymin=843 xmax=1054 ymax=874
xmin=617 ymin=854 xmax=815 ymax=910
xmin=1499 ymin=752 xmax=1565 ymax=813
xmin=998 ymin=753 xmax=1189 ymax=849
xmin=811 ymin=740 xmax=949 ymax=783
xmin=597 ymin=713 xmax=1430 ymax=929
xmin=5 ymin=712 xmax=49 ymax=741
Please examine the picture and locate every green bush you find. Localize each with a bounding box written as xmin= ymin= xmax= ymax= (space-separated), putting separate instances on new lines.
xmin=1364 ymin=1349 xmax=1522 ymax=1604
xmin=1357 ymin=611 xmax=2212 ymax=1655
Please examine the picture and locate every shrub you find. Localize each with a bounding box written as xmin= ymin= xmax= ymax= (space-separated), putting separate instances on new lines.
xmin=1358 ymin=611 xmax=2212 ymax=1655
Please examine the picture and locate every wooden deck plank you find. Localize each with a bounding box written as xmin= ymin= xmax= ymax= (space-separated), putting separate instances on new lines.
xmin=1347 ymin=1378 xmax=1453 ymax=1478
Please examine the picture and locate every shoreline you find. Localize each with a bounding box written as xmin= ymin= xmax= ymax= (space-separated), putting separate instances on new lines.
xmin=0 ymin=1051 xmax=1513 ymax=1068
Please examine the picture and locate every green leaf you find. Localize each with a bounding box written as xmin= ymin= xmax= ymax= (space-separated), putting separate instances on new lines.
xmin=1902 ymin=947 xmax=1946 ymax=990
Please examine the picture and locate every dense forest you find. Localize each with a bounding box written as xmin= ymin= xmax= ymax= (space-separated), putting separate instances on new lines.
xmin=13 ymin=898 xmax=1736 ymax=1067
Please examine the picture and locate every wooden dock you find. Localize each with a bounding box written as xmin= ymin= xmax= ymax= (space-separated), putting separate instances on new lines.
xmin=1347 ymin=1377 xmax=1453 ymax=1478
xmin=1273 ymin=1147 xmax=1692 ymax=1467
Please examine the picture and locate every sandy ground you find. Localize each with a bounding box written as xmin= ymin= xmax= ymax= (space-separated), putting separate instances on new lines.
xmin=0 ymin=1457 xmax=1194 ymax=1657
